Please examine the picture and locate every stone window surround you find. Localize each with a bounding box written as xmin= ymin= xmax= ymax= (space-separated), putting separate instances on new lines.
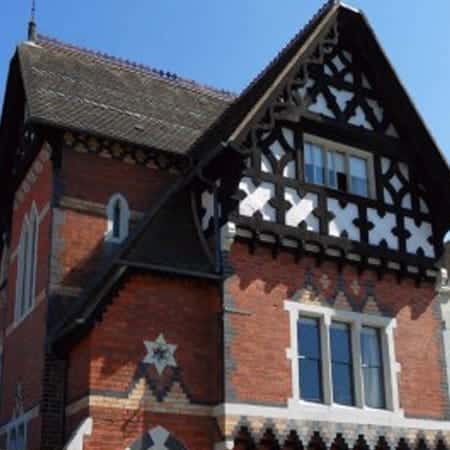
xmin=105 ymin=193 xmax=130 ymax=244
xmin=284 ymin=300 xmax=403 ymax=421
xmin=303 ymin=132 xmax=377 ymax=199
xmin=14 ymin=203 xmax=39 ymax=324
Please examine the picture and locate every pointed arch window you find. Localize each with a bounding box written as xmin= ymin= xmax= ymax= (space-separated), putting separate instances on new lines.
xmin=105 ymin=193 xmax=130 ymax=243
xmin=15 ymin=205 xmax=39 ymax=322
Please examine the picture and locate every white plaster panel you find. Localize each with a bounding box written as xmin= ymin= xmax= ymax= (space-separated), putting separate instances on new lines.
xmin=419 ymin=198 xmax=430 ymax=214
xmin=284 ymin=188 xmax=319 ymax=231
xmin=367 ymin=99 xmax=384 ymax=123
xmin=367 ymin=209 xmax=398 ymax=250
xmin=324 ymin=64 xmax=333 ymax=76
xmin=342 ymin=50 xmax=352 ymax=62
xmin=404 ymin=217 xmax=434 ymax=257
xmin=362 ymin=74 xmax=372 ymax=89
xmin=401 ymin=193 xmax=412 ymax=210
xmin=344 ymin=72 xmax=354 ymax=83
xmin=329 ymin=87 xmax=353 ymax=111
xmin=261 ymin=153 xmax=272 ymax=173
xmin=297 ymin=78 xmax=315 ymax=98
xmin=283 ymin=160 xmax=296 ymax=178
xmin=239 ymin=178 xmax=276 ymax=221
xmin=282 ymin=128 xmax=295 ymax=148
xmin=386 ymin=124 xmax=399 ymax=138
xmin=390 ymin=174 xmax=403 ymax=192
xmin=332 ymin=54 xmax=346 ymax=72
xmin=327 ymin=198 xmax=360 ymax=241
xmin=348 ymin=106 xmax=372 ymax=129
xmin=269 ymin=140 xmax=286 ymax=161
xmin=398 ymin=162 xmax=409 ymax=181
xmin=384 ymin=188 xmax=394 ymax=205
xmin=308 ymin=93 xmax=335 ymax=118
xmin=381 ymin=157 xmax=391 ymax=175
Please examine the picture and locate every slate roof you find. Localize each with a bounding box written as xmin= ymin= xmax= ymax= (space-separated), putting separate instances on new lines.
xmin=18 ymin=36 xmax=235 ymax=154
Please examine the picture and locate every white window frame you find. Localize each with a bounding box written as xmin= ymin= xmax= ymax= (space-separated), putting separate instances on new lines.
xmin=14 ymin=204 xmax=39 ymax=324
xmin=285 ymin=300 xmax=402 ymax=420
xmin=105 ymin=193 xmax=130 ymax=244
xmin=303 ymin=133 xmax=376 ymax=199
xmin=7 ymin=415 xmax=27 ymax=450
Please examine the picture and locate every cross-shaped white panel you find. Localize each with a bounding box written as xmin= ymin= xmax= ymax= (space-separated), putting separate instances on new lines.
xmin=327 ymin=198 xmax=360 ymax=241
xmin=239 ymin=177 xmax=276 ymax=221
xmin=367 ymin=208 xmax=398 ymax=250
xmin=404 ymin=217 xmax=434 ymax=257
xmin=285 ymin=188 xmax=319 ymax=231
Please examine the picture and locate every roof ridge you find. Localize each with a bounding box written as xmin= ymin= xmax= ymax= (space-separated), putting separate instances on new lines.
xmin=33 ymin=34 xmax=237 ymax=102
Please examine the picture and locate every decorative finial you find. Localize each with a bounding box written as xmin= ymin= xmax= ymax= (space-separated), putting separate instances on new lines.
xmin=27 ymin=0 xmax=37 ymax=41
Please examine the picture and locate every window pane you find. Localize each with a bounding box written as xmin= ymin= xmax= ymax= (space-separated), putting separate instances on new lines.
xmin=330 ymin=322 xmax=351 ymax=363
xmin=361 ymin=327 xmax=382 ymax=367
xmin=327 ymin=151 xmax=346 ymax=190
xmin=17 ymin=423 xmax=25 ymax=450
xmin=298 ymin=317 xmax=323 ymax=403
xmin=298 ymin=317 xmax=320 ymax=359
xmin=332 ymin=363 xmax=354 ymax=406
xmin=349 ymin=156 xmax=368 ymax=196
xmin=331 ymin=322 xmax=354 ymax=406
xmin=299 ymin=358 xmax=323 ymax=403
xmin=361 ymin=326 xmax=385 ymax=409
xmin=113 ymin=200 xmax=121 ymax=238
xmin=9 ymin=428 xmax=16 ymax=450
xmin=363 ymin=366 xmax=385 ymax=408
xmin=304 ymin=143 xmax=324 ymax=185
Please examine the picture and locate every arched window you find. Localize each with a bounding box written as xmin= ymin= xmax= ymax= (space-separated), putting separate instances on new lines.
xmin=15 ymin=204 xmax=39 ymax=322
xmin=105 ymin=193 xmax=129 ymax=243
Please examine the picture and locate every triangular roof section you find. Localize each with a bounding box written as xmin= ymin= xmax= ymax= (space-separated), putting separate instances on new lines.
xmin=50 ymin=1 xmax=450 ymax=348
xmin=189 ymin=0 xmax=450 ymax=228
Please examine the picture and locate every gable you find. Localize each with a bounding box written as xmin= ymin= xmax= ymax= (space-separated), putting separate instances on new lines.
xmin=301 ymin=45 xmax=398 ymax=137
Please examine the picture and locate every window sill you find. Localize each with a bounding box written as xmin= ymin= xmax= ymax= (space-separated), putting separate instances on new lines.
xmin=288 ymin=398 xmax=404 ymax=424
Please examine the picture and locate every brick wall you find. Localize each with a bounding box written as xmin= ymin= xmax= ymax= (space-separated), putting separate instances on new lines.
xmin=0 ymin=145 xmax=53 ymax=448
xmin=51 ymin=148 xmax=176 ymax=290
xmin=66 ymin=272 xmax=222 ymax=447
xmin=225 ymin=241 xmax=447 ymax=419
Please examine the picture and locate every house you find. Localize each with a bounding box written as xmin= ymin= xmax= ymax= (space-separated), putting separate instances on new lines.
xmin=0 ymin=1 xmax=450 ymax=449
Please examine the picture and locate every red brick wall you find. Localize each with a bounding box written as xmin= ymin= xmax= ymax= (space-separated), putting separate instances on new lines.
xmin=54 ymin=149 xmax=176 ymax=288
xmin=66 ymin=273 xmax=222 ymax=447
xmin=0 ymin=147 xmax=53 ymax=448
xmin=226 ymin=242 xmax=447 ymax=419
xmin=84 ymin=409 xmax=218 ymax=450
xmin=61 ymin=148 xmax=175 ymax=210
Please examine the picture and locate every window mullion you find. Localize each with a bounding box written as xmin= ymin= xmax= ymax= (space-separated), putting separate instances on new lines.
xmin=352 ymin=321 xmax=364 ymax=408
xmin=321 ymin=314 xmax=332 ymax=405
xmin=381 ymin=325 xmax=397 ymax=411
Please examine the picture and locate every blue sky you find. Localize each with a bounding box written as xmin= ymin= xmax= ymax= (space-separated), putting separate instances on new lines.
xmin=1 ymin=1 xmax=449 ymax=159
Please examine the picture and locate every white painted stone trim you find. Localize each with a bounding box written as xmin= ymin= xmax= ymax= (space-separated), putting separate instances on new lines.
xmin=213 ymin=402 xmax=450 ymax=431
xmin=437 ymin=269 xmax=450 ymax=405
xmin=64 ymin=417 xmax=93 ymax=450
xmin=0 ymin=405 xmax=39 ymax=436
xmin=105 ymin=193 xmax=130 ymax=244
xmin=284 ymin=301 xmax=402 ymax=417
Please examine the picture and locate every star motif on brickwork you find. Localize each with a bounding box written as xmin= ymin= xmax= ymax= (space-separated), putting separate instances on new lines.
xmin=142 ymin=334 xmax=177 ymax=375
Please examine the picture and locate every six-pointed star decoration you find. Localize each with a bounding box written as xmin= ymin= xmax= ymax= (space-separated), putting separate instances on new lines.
xmin=142 ymin=334 xmax=177 ymax=375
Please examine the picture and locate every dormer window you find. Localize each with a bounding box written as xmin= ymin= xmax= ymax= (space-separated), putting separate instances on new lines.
xmin=105 ymin=194 xmax=130 ymax=244
xmin=304 ymin=134 xmax=374 ymax=198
